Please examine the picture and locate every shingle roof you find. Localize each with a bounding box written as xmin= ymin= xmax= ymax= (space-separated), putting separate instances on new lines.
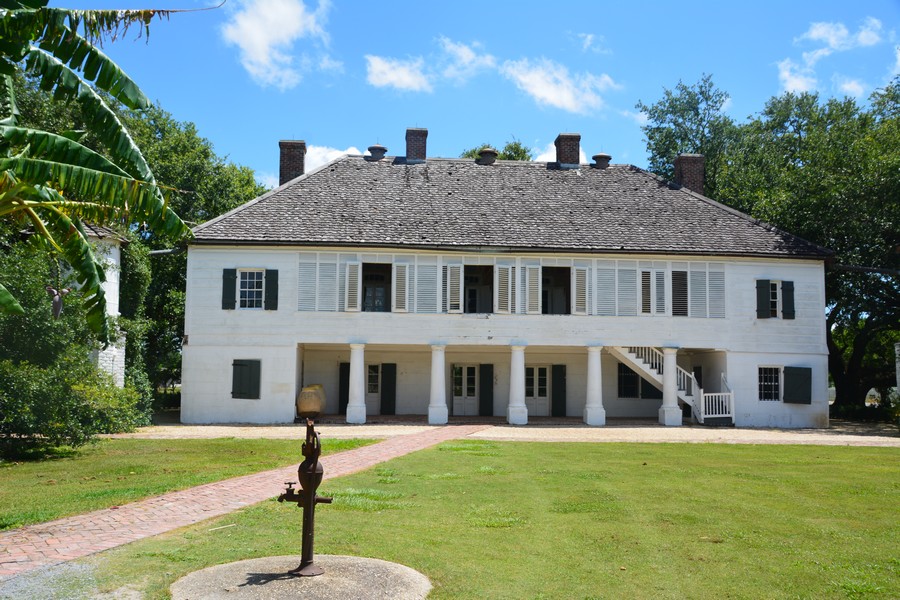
xmin=193 ymin=156 xmax=831 ymax=259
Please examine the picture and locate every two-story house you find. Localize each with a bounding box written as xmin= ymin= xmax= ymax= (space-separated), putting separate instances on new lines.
xmin=181 ymin=128 xmax=832 ymax=428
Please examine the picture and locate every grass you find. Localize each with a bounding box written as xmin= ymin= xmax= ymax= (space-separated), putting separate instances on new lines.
xmin=0 ymin=437 xmax=372 ymax=530
xmin=70 ymin=441 xmax=899 ymax=599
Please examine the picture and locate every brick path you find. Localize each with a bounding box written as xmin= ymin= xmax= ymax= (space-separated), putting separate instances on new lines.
xmin=0 ymin=424 xmax=490 ymax=581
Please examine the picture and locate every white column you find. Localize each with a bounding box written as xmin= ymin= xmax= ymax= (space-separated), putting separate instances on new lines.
xmin=584 ymin=346 xmax=606 ymax=426
xmin=507 ymin=345 xmax=528 ymax=425
xmin=659 ymin=347 xmax=682 ymax=426
xmin=346 ymin=343 xmax=367 ymax=424
xmin=428 ymin=345 xmax=449 ymax=424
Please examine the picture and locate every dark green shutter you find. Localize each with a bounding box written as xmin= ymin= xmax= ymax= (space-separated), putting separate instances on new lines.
xmin=338 ymin=362 xmax=350 ymax=414
xmin=479 ymin=364 xmax=494 ymax=416
xmin=781 ymin=281 xmax=795 ymax=319
xmin=551 ymin=365 xmax=567 ymax=417
xmin=222 ymin=269 xmax=237 ymax=310
xmin=264 ymin=269 xmax=279 ymax=310
xmin=756 ymin=279 xmax=770 ymax=319
xmin=232 ymin=359 xmax=260 ymax=399
xmin=381 ymin=363 xmax=397 ymax=415
xmin=783 ymin=367 xmax=812 ymax=404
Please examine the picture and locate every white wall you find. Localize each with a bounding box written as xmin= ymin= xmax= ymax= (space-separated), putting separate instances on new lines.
xmin=182 ymin=245 xmax=829 ymax=426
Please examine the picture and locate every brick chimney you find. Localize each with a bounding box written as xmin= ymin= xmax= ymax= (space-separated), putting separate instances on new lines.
xmin=554 ymin=133 xmax=581 ymax=167
xmin=405 ymin=128 xmax=428 ymax=164
xmin=279 ymin=140 xmax=306 ymax=185
xmin=673 ymin=153 xmax=705 ymax=194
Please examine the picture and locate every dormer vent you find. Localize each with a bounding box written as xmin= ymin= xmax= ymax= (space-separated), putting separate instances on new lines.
xmin=591 ymin=153 xmax=611 ymax=169
xmin=476 ymin=147 xmax=498 ymax=165
xmin=366 ymin=144 xmax=387 ymax=161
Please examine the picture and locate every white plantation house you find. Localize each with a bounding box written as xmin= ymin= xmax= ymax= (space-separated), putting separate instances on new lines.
xmin=181 ymin=129 xmax=832 ymax=428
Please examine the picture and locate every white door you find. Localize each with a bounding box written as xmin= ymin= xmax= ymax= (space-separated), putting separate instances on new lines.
xmin=525 ymin=366 xmax=550 ymax=416
xmin=366 ymin=364 xmax=381 ymax=415
xmin=452 ymin=365 xmax=478 ymax=416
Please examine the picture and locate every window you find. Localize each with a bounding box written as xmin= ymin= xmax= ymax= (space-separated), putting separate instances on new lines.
xmin=239 ymin=270 xmax=264 ymax=308
xmin=525 ymin=366 xmax=548 ymax=397
xmin=758 ymin=367 xmax=781 ymax=401
xmin=362 ymin=264 xmax=392 ymax=312
xmin=232 ymin=359 xmax=261 ymax=399
xmin=463 ymin=266 xmax=493 ymax=313
xmin=617 ymin=363 xmax=663 ymax=399
xmin=756 ymin=280 xmax=795 ymax=320
xmin=367 ymin=364 xmax=380 ymax=394
xmin=672 ymin=270 xmax=688 ymax=316
xmin=541 ymin=267 xmax=571 ymax=315
xmin=640 ymin=266 xmax=665 ymax=315
xmin=223 ymin=269 xmax=277 ymax=310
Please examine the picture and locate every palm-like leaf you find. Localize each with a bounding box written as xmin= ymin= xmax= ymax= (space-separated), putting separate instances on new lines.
xmin=0 ymin=1 xmax=190 ymax=344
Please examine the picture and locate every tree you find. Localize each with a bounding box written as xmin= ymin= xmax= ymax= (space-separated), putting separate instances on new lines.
xmin=460 ymin=138 xmax=534 ymax=161
xmin=635 ymin=74 xmax=735 ymax=197
xmin=122 ymin=105 xmax=266 ymax=391
xmin=0 ymin=0 xmax=189 ymax=343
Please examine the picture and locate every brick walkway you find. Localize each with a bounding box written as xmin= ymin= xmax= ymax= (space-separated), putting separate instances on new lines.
xmin=0 ymin=424 xmax=490 ymax=581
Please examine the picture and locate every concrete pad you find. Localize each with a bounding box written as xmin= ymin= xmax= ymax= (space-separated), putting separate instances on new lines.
xmin=170 ymin=555 xmax=431 ymax=600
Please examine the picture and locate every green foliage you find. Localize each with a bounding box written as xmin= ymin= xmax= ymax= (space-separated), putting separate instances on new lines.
xmin=0 ymin=350 xmax=140 ymax=456
xmin=460 ymin=138 xmax=534 ymax=161
xmin=635 ymin=73 xmax=735 ymax=197
xmin=0 ymin=240 xmax=144 ymax=455
xmin=0 ymin=0 xmax=190 ymax=344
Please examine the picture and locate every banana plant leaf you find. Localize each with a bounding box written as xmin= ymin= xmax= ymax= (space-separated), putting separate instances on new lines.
xmin=0 ymin=281 xmax=25 ymax=315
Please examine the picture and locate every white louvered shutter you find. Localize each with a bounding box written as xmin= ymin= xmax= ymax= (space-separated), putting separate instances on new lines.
xmin=393 ymin=264 xmax=409 ymax=312
xmin=345 ymin=262 xmax=361 ymax=311
xmin=525 ymin=265 xmax=541 ymax=314
xmin=298 ymin=257 xmax=316 ymax=312
xmin=447 ymin=264 xmax=463 ymax=313
xmin=572 ymin=267 xmax=588 ymax=315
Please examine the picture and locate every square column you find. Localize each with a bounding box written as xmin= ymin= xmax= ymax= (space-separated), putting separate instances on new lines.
xmin=428 ymin=345 xmax=449 ymax=424
xmin=346 ymin=343 xmax=367 ymax=424
xmin=584 ymin=346 xmax=606 ymax=426
xmin=659 ymin=347 xmax=682 ymax=426
xmin=507 ymin=345 xmax=528 ymax=425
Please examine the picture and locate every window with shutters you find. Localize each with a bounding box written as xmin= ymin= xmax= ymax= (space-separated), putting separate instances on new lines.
xmin=232 ymin=359 xmax=261 ymax=399
xmin=225 ymin=269 xmax=278 ymax=311
xmin=758 ymin=366 xmax=781 ymax=401
xmin=756 ymin=279 xmax=794 ymax=320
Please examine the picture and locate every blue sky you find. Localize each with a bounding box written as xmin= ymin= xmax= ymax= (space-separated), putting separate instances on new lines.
xmin=59 ymin=1 xmax=900 ymax=189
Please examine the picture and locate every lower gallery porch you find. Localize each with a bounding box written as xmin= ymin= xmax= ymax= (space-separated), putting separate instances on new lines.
xmin=297 ymin=344 xmax=730 ymax=426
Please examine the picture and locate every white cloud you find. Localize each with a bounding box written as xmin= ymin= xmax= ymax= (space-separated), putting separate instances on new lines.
xmin=221 ymin=0 xmax=330 ymax=90
xmin=856 ymin=17 xmax=883 ymax=47
xmin=439 ymin=37 xmax=496 ymax=82
xmin=777 ymin=58 xmax=817 ymax=93
xmin=257 ymin=171 xmax=279 ymax=189
xmin=534 ymin=141 xmax=587 ymax=163
xmin=304 ymin=145 xmax=362 ymax=172
xmin=619 ymin=110 xmax=648 ymax=126
xmin=500 ymin=58 xmax=620 ymax=114
xmin=835 ymin=76 xmax=865 ymax=97
xmin=319 ymin=54 xmax=344 ymax=73
xmin=365 ymin=55 xmax=433 ymax=92
xmin=798 ymin=17 xmax=882 ymax=51
xmin=576 ymin=32 xmax=611 ymax=54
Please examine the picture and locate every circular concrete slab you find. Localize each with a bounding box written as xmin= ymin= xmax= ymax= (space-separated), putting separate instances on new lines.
xmin=170 ymin=555 xmax=431 ymax=600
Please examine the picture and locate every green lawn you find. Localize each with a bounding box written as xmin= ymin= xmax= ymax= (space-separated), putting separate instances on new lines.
xmin=78 ymin=441 xmax=899 ymax=599
xmin=0 ymin=437 xmax=372 ymax=530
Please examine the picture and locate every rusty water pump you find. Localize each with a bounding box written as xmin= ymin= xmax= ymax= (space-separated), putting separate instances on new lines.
xmin=278 ymin=397 xmax=332 ymax=576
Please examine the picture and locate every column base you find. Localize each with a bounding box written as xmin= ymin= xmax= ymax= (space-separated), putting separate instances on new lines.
xmin=584 ymin=405 xmax=606 ymax=426
xmin=659 ymin=405 xmax=683 ymax=427
xmin=507 ymin=405 xmax=528 ymax=425
xmin=346 ymin=405 xmax=367 ymax=424
xmin=428 ymin=405 xmax=448 ymax=425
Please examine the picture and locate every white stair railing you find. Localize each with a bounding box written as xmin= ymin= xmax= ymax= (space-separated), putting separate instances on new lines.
xmin=626 ymin=346 xmax=697 ymax=404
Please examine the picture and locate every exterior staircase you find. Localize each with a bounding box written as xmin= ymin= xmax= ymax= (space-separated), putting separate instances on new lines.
xmin=609 ymin=346 xmax=734 ymax=425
